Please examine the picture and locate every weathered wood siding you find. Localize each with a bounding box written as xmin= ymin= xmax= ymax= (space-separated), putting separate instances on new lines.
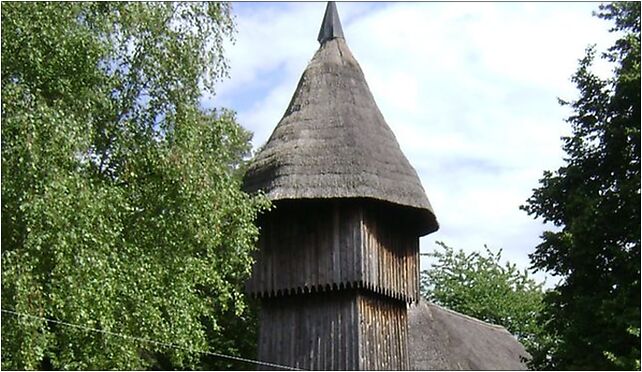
xmin=357 ymin=292 xmax=409 ymax=370
xmin=246 ymin=199 xmax=420 ymax=302
xmin=246 ymin=200 xmax=362 ymax=297
xmin=258 ymin=290 xmax=408 ymax=370
xmin=361 ymin=204 xmax=420 ymax=303
xmin=258 ymin=291 xmax=361 ymax=370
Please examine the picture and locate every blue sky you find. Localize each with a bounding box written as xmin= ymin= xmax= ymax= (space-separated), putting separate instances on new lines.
xmin=204 ymin=2 xmax=619 ymax=285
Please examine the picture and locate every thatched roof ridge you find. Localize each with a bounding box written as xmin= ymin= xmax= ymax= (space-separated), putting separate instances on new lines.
xmin=243 ymin=33 xmax=438 ymax=234
xmin=408 ymin=300 xmax=529 ymax=370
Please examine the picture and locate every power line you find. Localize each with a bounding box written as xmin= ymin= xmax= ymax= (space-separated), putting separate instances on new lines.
xmin=1 ymin=308 xmax=302 ymax=371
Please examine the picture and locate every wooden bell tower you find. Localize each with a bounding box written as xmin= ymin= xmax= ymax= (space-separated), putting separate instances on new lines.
xmin=243 ymin=3 xmax=439 ymax=370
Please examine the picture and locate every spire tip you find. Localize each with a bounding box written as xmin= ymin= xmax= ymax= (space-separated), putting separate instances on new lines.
xmin=317 ymin=2 xmax=345 ymax=44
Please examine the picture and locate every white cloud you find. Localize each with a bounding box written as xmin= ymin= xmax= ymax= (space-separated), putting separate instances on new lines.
xmin=211 ymin=2 xmax=618 ymax=284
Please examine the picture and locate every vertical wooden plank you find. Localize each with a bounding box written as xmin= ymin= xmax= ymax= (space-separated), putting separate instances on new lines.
xmin=311 ymin=297 xmax=316 ymax=370
xmin=332 ymin=299 xmax=338 ymax=370
xmin=361 ymin=294 xmax=365 ymax=370
xmin=379 ymin=224 xmax=390 ymax=294
xmin=391 ymin=303 xmax=396 ymax=370
xmin=264 ymin=304 xmax=272 ymax=368
xmin=356 ymin=294 xmax=363 ymax=371
xmin=365 ymin=215 xmax=371 ymax=289
xmin=312 ymin=297 xmax=317 ymax=371
xmin=396 ymin=232 xmax=401 ymax=299
xmin=386 ymin=232 xmax=391 ymax=296
xmin=277 ymin=301 xmax=284 ymax=367
xmin=320 ymin=297 xmax=325 ymax=370
xmin=343 ymin=295 xmax=348 ymax=371
xmin=388 ymin=228 xmax=392 ymax=296
xmin=382 ymin=300 xmax=387 ymax=370
xmin=310 ymin=210 xmax=317 ymax=290
xmin=379 ymin=299 xmax=384 ymax=370
xmin=294 ymin=302 xmax=300 ymax=370
xmin=377 ymin=222 xmax=381 ymax=293
xmin=287 ymin=302 xmax=293 ymax=368
xmin=373 ymin=297 xmax=379 ymax=370
xmin=318 ymin=295 xmax=323 ymax=370
xmin=349 ymin=207 xmax=356 ymax=284
xmin=318 ymin=208 xmax=328 ymax=288
xmin=350 ymin=207 xmax=358 ymax=284
xmin=259 ymin=306 xmax=272 ymax=361
xmin=371 ymin=215 xmax=376 ymax=291
xmin=414 ymin=237 xmax=420 ymax=300
xmin=334 ymin=202 xmax=341 ymax=285
xmin=284 ymin=215 xmax=292 ymax=294
xmin=364 ymin=294 xmax=368 ymax=371
xmin=340 ymin=294 xmax=343 ymax=370
xmin=374 ymin=298 xmax=378 ymax=370
xmin=354 ymin=293 xmax=359 ymax=371
xmin=403 ymin=234 xmax=408 ymax=300
xmin=381 ymin=301 xmax=392 ymax=369
xmin=290 ymin=304 xmax=296 ymax=369
xmin=324 ymin=297 xmax=330 ymax=370
xmin=336 ymin=297 xmax=342 ymax=370
xmin=404 ymin=306 xmax=409 ymax=369
xmin=350 ymin=293 xmax=355 ymax=370
xmin=357 ymin=205 xmax=364 ymax=284
xmin=273 ymin=218 xmax=280 ymax=294
xmin=390 ymin=225 xmax=394 ymax=296
xmin=372 ymin=212 xmax=378 ymax=292
xmin=362 ymin=211 xmax=367 ymax=288
xmin=403 ymin=237 xmax=408 ymax=299
xmin=339 ymin=205 xmax=350 ymax=285
xmin=303 ymin=214 xmax=309 ymax=291
xmin=387 ymin=231 xmax=392 ymax=296
xmin=264 ymin=304 xmax=271 ymax=368
xmin=257 ymin=309 xmax=264 ymax=368
xmin=395 ymin=304 xmax=406 ymax=370
xmin=306 ymin=298 xmax=311 ymax=370
xmin=312 ymin=213 xmax=320 ymax=291
xmin=381 ymin=301 xmax=386 ymax=370
xmin=265 ymin=221 xmax=272 ymax=296
xmin=292 ymin=212 xmax=300 ymax=291
xmin=274 ymin=215 xmax=280 ymax=294
xmin=316 ymin=303 xmax=322 ymax=371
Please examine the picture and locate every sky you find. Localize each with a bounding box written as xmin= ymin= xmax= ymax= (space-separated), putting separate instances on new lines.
xmin=203 ymin=1 xmax=619 ymax=286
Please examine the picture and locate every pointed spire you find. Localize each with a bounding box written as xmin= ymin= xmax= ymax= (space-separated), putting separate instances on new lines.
xmin=317 ymin=2 xmax=344 ymax=44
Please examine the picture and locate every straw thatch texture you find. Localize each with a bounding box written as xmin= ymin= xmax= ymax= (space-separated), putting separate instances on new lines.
xmin=408 ymin=300 xmax=529 ymax=370
xmin=243 ymin=37 xmax=438 ymax=235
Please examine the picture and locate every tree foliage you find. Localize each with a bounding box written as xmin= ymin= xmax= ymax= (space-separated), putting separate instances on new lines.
xmin=521 ymin=2 xmax=640 ymax=370
xmin=1 ymin=2 xmax=269 ymax=369
xmin=420 ymin=242 xmax=544 ymax=352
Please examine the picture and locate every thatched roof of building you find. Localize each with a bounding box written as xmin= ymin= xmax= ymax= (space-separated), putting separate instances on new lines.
xmin=408 ymin=300 xmax=529 ymax=370
xmin=243 ymin=3 xmax=438 ymax=235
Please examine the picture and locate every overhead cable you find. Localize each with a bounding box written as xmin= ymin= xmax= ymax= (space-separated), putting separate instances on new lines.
xmin=1 ymin=308 xmax=302 ymax=371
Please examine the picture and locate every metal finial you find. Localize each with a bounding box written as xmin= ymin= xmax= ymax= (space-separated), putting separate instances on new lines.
xmin=317 ymin=2 xmax=344 ymax=44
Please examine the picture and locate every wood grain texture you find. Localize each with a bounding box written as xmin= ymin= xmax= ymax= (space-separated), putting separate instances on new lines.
xmin=246 ymin=199 xmax=420 ymax=303
xmin=257 ymin=290 xmax=408 ymax=370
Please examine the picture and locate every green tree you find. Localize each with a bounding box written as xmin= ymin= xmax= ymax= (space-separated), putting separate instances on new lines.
xmin=420 ymin=242 xmax=545 ymax=353
xmin=521 ymin=2 xmax=640 ymax=370
xmin=1 ymin=2 xmax=269 ymax=370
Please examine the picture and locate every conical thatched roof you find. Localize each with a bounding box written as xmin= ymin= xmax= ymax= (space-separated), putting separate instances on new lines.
xmin=408 ymin=300 xmax=529 ymax=370
xmin=243 ymin=3 xmax=438 ymax=235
